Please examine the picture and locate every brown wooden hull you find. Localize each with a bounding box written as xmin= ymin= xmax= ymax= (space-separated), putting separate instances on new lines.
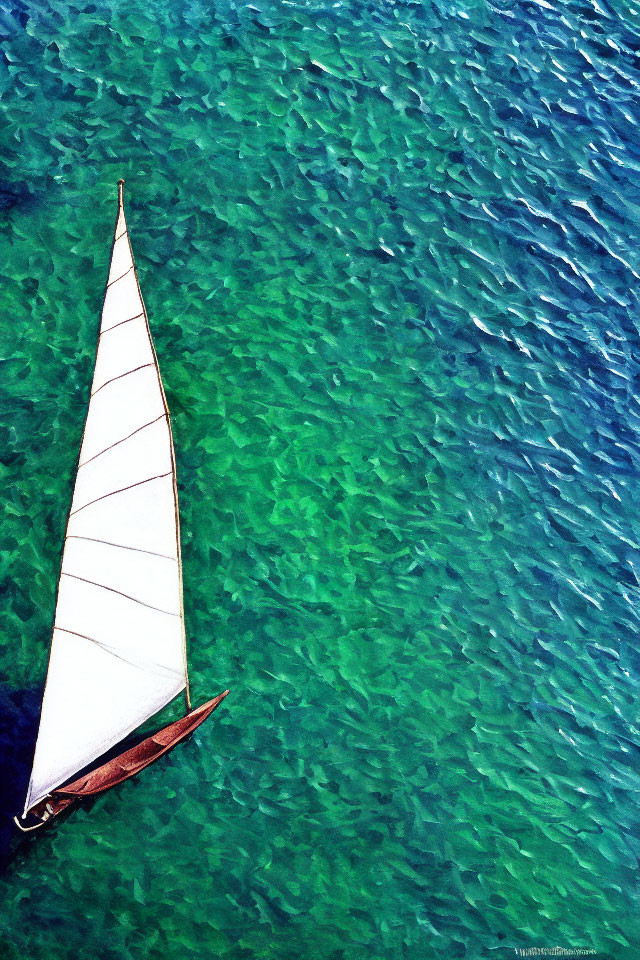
xmin=18 ymin=691 xmax=229 ymax=829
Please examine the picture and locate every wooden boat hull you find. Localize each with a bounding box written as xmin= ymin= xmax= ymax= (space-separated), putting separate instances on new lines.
xmin=16 ymin=691 xmax=229 ymax=830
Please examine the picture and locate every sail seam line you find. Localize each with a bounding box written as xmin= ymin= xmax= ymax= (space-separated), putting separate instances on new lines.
xmin=106 ymin=265 xmax=134 ymax=287
xmin=54 ymin=626 xmax=183 ymax=679
xmin=78 ymin=414 xmax=167 ymax=468
xmin=115 ymin=229 xmax=128 ymax=242
xmin=69 ymin=472 xmax=172 ymax=516
xmin=91 ymin=363 xmax=154 ymax=397
xmin=66 ymin=535 xmax=178 ymax=561
xmin=100 ymin=312 xmax=144 ymax=336
xmin=60 ymin=572 xmax=181 ymax=617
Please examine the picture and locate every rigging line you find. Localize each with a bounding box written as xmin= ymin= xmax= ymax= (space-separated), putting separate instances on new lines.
xmin=69 ymin=471 xmax=172 ymax=516
xmin=54 ymin=626 xmax=183 ymax=680
xmin=66 ymin=535 xmax=178 ymax=562
xmin=60 ymin=572 xmax=181 ymax=617
xmin=100 ymin=312 xmax=144 ymax=337
xmin=91 ymin=363 xmax=154 ymax=398
xmin=115 ymin=228 xmax=128 ymax=242
xmin=78 ymin=414 xmax=167 ymax=469
xmin=106 ymin=264 xmax=134 ymax=288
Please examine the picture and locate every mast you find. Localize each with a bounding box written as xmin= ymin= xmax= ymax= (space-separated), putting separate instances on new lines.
xmin=23 ymin=181 xmax=191 ymax=816
xmin=119 ymin=180 xmax=191 ymax=712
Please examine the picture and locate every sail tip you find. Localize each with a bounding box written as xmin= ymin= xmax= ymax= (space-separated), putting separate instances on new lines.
xmin=117 ymin=179 xmax=125 ymax=207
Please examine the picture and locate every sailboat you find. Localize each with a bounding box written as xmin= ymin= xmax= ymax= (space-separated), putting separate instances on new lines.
xmin=14 ymin=181 xmax=229 ymax=831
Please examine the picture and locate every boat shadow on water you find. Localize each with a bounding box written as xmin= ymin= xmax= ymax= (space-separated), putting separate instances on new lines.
xmin=0 ymin=681 xmax=152 ymax=863
xmin=0 ymin=683 xmax=42 ymax=866
xmin=0 ymin=683 xmax=165 ymax=863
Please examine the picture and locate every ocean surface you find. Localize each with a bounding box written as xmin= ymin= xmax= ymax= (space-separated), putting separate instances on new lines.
xmin=0 ymin=0 xmax=639 ymax=957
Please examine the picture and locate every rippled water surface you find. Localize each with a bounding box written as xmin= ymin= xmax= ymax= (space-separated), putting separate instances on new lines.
xmin=0 ymin=0 xmax=639 ymax=957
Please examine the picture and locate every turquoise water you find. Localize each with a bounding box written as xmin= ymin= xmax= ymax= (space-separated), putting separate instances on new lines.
xmin=0 ymin=0 xmax=639 ymax=957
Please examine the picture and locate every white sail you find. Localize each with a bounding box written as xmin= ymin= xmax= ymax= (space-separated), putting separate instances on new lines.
xmin=24 ymin=182 xmax=189 ymax=814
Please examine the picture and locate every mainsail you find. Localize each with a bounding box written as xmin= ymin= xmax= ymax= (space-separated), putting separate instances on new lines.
xmin=24 ymin=181 xmax=190 ymax=815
